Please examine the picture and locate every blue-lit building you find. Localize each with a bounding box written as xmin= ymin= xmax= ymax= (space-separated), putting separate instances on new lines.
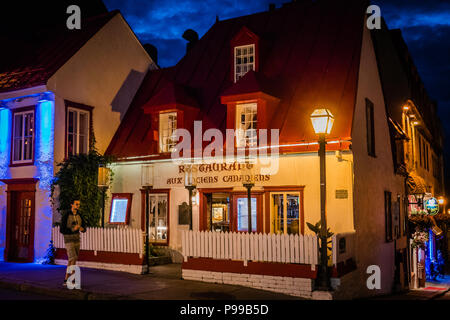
xmin=0 ymin=10 xmax=155 ymax=263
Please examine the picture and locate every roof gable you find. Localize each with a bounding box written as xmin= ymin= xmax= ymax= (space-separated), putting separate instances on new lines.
xmin=107 ymin=0 xmax=368 ymax=159
xmin=0 ymin=11 xmax=119 ymax=93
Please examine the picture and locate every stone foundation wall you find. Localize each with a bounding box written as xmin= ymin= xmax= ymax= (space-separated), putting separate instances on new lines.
xmin=182 ymin=268 xmax=314 ymax=299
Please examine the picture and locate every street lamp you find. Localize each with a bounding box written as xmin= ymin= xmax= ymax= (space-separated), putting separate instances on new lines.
xmin=242 ymin=158 xmax=255 ymax=233
xmin=310 ymin=108 xmax=334 ymax=290
xmin=97 ymin=164 xmax=110 ymax=228
xmin=141 ymin=164 xmax=154 ymax=274
xmin=184 ymin=166 xmax=197 ymax=230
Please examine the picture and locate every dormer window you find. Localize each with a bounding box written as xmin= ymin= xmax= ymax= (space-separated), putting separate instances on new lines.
xmin=159 ymin=112 xmax=177 ymax=153
xmin=236 ymin=103 xmax=257 ymax=147
xmin=234 ymin=44 xmax=255 ymax=82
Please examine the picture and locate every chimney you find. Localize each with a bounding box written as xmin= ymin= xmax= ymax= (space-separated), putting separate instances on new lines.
xmin=182 ymin=29 xmax=199 ymax=53
xmin=143 ymin=43 xmax=158 ymax=65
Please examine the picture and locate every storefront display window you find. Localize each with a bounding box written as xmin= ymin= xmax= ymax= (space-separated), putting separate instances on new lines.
xmin=271 ymin=192 xmax=300 ymax=234
xmin=236 ymin=197 xmax=257 ymax=232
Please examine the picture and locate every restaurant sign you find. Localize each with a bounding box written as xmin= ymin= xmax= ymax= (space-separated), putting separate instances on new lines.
xmin=424 ymin=197 xmax=439 ymax=216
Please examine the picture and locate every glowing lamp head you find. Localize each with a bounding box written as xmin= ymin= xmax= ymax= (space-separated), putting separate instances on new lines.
xmin=403 ymin=105 xmax=409 ymax=111
xmin=98 ymin=165 xmax=110 ymax=187
xmin=412 ymin=121 xmax=419 ymax=126
xmin=141 ymin=164 xmax=154 ymax=187
xmin=310 ymin=108 xmax=334 ymax=135
xmin=438 ymin=197 xmax=445 ymax=205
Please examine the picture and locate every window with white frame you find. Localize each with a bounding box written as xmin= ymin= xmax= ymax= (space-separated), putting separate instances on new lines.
xmin=234 ymin=44 xmax=255 ymax=82
xmin=67 ymin=108 xmax=90 ymax=157
xmin=236 ymin=103 xmax=257 ymax=147
xmin=12 ymin=110 xmax=34 ymax=164
xmin=159 ymin=112 xmax=177 ymax=153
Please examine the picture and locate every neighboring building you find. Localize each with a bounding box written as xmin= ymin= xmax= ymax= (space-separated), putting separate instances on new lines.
xmin=102 ymin=0 xmax=420 ymax=299
xmin=0 ymin=10 xmax=156 ymax=263
xmin=372 ymin=21 xmax=446 ymax=287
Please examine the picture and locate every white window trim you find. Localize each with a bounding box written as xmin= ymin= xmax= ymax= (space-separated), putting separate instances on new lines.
xmin=67 ymin=107 xmax=90 ymax=156
xmin=234 ymin=44 xmax=255 ymax=83
xmin=159 ymin=111 xmax=177 ymax=153
xmin=270 ymin=192 xmax=301 ymax=235
xmin=12 ymin=110 xmax=34 ymax=165
xmin=236 ymin=102 xmax=258 ymax=148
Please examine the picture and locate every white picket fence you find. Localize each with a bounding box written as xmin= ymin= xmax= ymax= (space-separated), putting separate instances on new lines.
xmin=181 ymin=230 xmax=319 ymax=269
xmin=52 ymin=226 xmax=143 ymax=257
xmin=331 ymin=231 xmax=356 ymax=265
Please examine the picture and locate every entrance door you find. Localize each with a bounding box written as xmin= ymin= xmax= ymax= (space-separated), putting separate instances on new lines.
xmin=148 ymin=193 xmax=168 ymax=244
xmin=8 ymin=191 xmax=35 ymax=262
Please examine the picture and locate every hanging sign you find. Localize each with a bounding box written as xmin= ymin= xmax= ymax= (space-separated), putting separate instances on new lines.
xmin=424 ymin=197 xmax=439 ymax=216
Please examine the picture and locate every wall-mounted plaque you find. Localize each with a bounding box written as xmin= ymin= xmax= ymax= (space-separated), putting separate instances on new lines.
xmin=335 ymin=189 xmax=348 ymax=199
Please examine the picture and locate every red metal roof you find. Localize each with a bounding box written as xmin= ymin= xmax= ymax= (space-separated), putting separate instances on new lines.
xmin=106 ymin=0 xmax=367 ymax=159
xmin=0 ymin=11 xmax=119 ymax=93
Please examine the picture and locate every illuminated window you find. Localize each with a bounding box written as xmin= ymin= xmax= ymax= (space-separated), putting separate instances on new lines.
xmin=159 ymin=112 xmax=177 ymax=153
xmin=236 ymin=197 xmax=257 ymax=232
xmin=149 ymin=193 xmax=168 ymax=243
xmin=234 ymin=44 xmax=255 ymax=82
xmin=67 ymin=107 xmax=90 ymax=156
xmin=109 ymin=193 xmax=132 ymax=225
xmin=236 ymin=103 xmax=257 ymax=147
xmin=271 ymin=192 xmax=301 ymax=235
xmin=12 ymin=109 xmax=34 ymax=164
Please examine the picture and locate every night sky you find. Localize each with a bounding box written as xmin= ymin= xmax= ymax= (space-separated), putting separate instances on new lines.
xmin=104 ymin=0 xmax=450 ymax=189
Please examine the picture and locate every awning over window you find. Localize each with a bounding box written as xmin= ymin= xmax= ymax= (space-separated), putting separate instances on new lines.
xmin=407 ymin=173 xmax=429 ymax=195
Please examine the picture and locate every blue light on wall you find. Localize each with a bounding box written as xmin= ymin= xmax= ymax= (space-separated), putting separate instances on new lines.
xmin=35 ymin=96 xmax=55 ymax=190
xmin=0 ymin=108 xmax=11 ymax=179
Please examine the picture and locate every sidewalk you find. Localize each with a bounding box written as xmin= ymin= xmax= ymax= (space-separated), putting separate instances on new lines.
xmin=0 ymin=262 xmax=298 ymax=300
xmin=366 ymin=276 xmax=450 ymax=300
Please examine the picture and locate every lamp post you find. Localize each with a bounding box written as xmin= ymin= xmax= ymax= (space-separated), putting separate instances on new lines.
xmin=97 ymin=164 xmax=110 ymax=228
xmin=242 ymin=159 xmax=255 ymax=233
xmin=142 ymin=164 xmax=154 ymax=274
xmin=310 ymin=108 xmax=334 ymax=290
xmin=184 ymin=167 xmax=197 ymax=231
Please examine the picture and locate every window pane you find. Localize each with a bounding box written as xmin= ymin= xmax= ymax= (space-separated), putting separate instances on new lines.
xmin=79 ymin=112 xmax=88 ymax=136
xmin=24 ymin=137 xmax=33 ymax=160
xmin=286 ymin=194 xmax=300 ymax=234
xmin=14 ymin=114 xmax=23 ymax=138
xmin=13 ymin=138 xmax=22 ymax=161
xmin=237 ymin=197 xmax=257 ymax=232
xmin=149 ymin=195 xmax=168 ymax=242
xmin=272 ymin=194 xmax=284 ymax=234
xmin=79 ymin=134 xmax=87 ymax=154
xmin=68 ymin=111 xmax=76 ymax=134
xmin=159 ymin=112 xmax=177 ymax=152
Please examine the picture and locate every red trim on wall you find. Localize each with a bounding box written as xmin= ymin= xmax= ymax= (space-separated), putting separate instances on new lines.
xmin=183 ymin=257 xmax=318 ymax=279
xmin=55 ymin=248 xmax=143 ymax=265
xmin=331 ymin=258 xmax=357 ymax=278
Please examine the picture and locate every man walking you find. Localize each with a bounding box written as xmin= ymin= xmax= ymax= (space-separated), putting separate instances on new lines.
xmin=60 ymin=199 xmax=86 ymax=287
